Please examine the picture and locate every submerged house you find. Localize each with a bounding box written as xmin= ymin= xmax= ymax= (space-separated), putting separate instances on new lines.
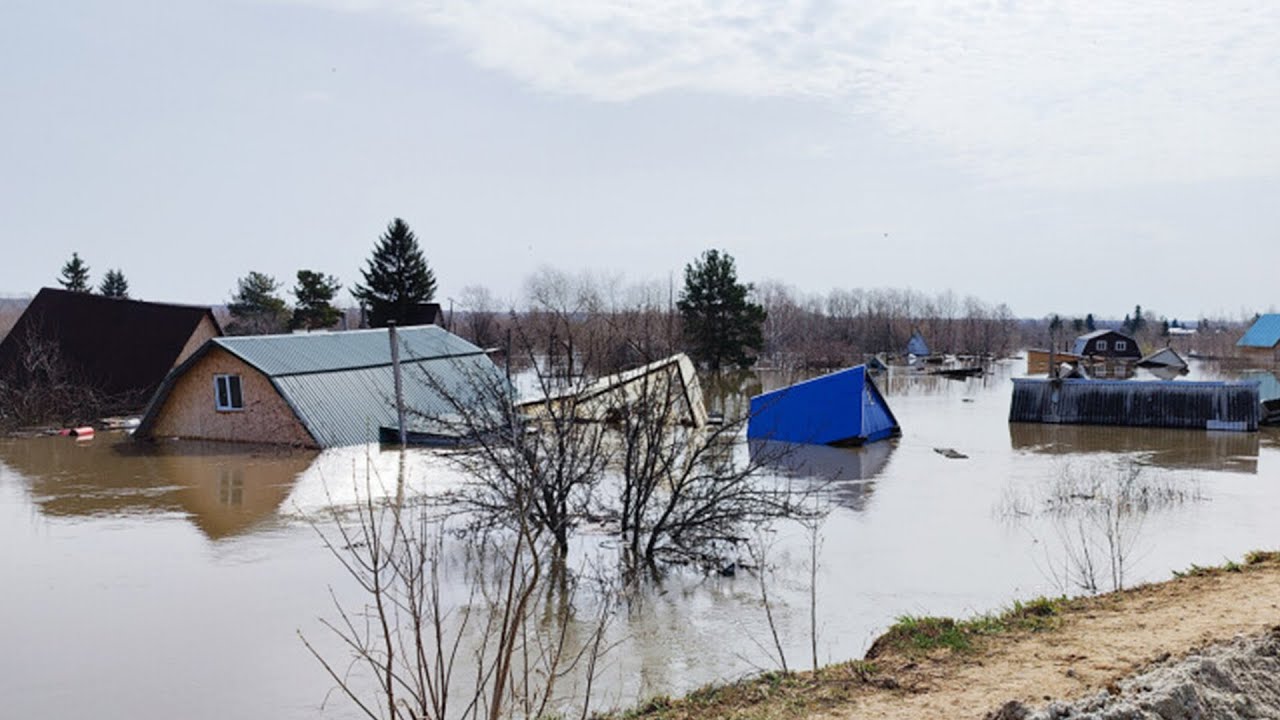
xmin=747 ymin=365 xmax=900 ymax=446
xmin=1137 ymin=346 xmax=1188 ymax=370
xmin=1071 ymin=329 xmax=1142 ymax=360
xmin=517 ymin=353 xmax=708 ymax=428
xmin=1237 ymin=314 xmax=1280 ymax=363
xmin=135 ymin=326 xmax=502 ymax=448
xmin=0 ymin=287 xmax=220 ymax=407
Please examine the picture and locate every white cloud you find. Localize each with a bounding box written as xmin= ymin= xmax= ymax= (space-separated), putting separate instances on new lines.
xmin=290 ymin=0 xmax=1280 ymax=186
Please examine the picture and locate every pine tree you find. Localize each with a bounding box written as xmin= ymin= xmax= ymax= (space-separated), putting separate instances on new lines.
xmin=58 ymin=252 xmax=91 ymax=292
xmin=99 ymin=269 xmax=130 ymax=298
xmin=677 ymin=249 xmax=766 ymax=371
xmin=291 ymin=269 xmax=342 ymax=331
xmin=1085 ymin=313 xmax=1096 ymax=332
xmin=227 ymin=271 xmax=289 ymax=335
xmin=352 ymin=218 xmax=437 ymax=328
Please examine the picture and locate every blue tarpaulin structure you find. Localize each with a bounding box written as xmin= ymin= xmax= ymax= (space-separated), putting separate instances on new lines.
xmin=906 ymin=331 xmax=930 ymax=356
xmin=747 ymin=365 xmax=901 ymax=446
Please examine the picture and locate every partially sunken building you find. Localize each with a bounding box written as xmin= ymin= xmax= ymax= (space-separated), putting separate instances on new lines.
xmin=136 ymin=325 xmax=502 ymax=448
xmin=0 ymin=287 xmax=221 ymax=408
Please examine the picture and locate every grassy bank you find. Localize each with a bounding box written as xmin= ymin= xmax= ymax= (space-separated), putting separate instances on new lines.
xmin=602 ymin=550 xmax=1280 ymax=720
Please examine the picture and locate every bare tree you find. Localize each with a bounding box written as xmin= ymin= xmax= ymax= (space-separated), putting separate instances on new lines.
xmin=400 ymin=309 xmax=813 ymax=572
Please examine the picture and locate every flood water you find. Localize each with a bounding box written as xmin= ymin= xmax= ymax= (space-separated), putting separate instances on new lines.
xmin=2 ymin=360 xmax=1278 ymax=718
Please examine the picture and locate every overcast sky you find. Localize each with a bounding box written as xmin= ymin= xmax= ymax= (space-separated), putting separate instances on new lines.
xmin=3 ymin=0 xmax=1278 ymax=321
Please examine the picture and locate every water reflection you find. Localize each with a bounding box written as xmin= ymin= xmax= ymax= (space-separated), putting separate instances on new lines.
xmin=1008 ymin=423 xmax=1260 ymax=475
xmin=0 ymin=433 xmax=315 ymax=538
xmin=749 ymin=439 xmax=897 ymax=511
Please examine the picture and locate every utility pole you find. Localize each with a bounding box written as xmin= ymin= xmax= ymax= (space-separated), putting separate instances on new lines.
xmin=389 ymin=321 xmax=407 ymax=447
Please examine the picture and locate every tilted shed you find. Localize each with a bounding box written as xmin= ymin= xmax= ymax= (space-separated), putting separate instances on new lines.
xmin=747 ymin=365 xmax=900 ymax=446
xmin=516 ymin=353 xmax=708 ymax=428
xmin=136 ymin=326 xmax=504 ymax=448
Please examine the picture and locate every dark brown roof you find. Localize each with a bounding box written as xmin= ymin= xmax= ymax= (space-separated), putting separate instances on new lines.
xmin=0 ymin=288 xmax=220 ymax=404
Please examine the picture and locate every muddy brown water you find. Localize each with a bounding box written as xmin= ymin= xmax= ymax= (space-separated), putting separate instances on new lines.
xmin=2 ymin=360 xmax=1278 ymax=719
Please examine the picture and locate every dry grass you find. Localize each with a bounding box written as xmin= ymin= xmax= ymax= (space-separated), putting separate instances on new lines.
xmin=600 ymin=661 xmax=892 ymax=720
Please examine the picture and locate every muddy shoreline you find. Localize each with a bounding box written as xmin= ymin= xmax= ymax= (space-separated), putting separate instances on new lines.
xmin=614 ymin=552 xmax=1280 ymax=720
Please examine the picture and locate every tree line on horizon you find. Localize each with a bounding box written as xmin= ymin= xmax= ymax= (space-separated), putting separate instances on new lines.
xmin=49 ymin=221 xmax=1258 ymax=374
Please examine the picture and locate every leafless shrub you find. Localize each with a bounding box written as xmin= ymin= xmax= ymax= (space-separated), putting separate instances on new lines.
xmin=1004 ymin=460 xmax=1203 ymax=595
xmin=303 ymin=453 xmax=617 ymax=720
xmin=403 ymin=310 xmax=814 ymax=573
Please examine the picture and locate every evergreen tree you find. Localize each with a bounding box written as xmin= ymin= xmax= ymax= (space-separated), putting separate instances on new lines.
xmin=1132 ymin=305 xmax=1145 ymax=333
xmin=1072 ymin=317 xmax=1084 ymax=333
xmin=58 ymin=252 xmax=91 ymax=292
xmin=677 ymin=249 xmax=766 ymax=371
xmin=291 ymin=270 xmax=342 ymax=331
xmin=227 ymin=271 xmax=289 ymax=335
xmin=1085 ymin=313 xmax=1096 ymax=332
xmin=352 ymin=218 xmax=437 ymax=328
xmin=99 ymin=269 xmax=130 ymax=298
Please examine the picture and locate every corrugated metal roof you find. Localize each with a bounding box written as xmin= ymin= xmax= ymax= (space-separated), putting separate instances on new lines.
xmin=1009 ymin=378 xmax=1260 ymax=431
xmin=1237 ymin=314 xmax=1280 ymax=348
xmin=275 ymin=354 xmax=505 ymax=448
xmin=204 ymin=326 xmax=505 ymax=447
xmin=213 ymin=325 xmax=481 ymax=376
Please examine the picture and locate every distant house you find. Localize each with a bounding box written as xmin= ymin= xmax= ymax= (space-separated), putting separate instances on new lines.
xmin=1237 ymin=314 xmax=1280 ymax=362
xmin=361 ymin=303 xmax=447 ymax=329
xmin=1071 ymin=329 xmax=1141 ymax=360
xmin=0 ymin=287 xmax=221 ymax=408
xmin=906 ymin=331 xmax=930 ymax=357
xmin=135 ymin=325 xmax=502 ymax=448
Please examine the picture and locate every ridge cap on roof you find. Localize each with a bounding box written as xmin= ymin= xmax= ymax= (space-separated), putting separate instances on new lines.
xmin=34 ymin=286 xmax=217 ymax=315
xmin=214 ymin=324 xmax=443 ymax=344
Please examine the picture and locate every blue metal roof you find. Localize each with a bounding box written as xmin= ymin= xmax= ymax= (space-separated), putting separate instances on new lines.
xmin=1237 ymin=314 xmax=1280 ymax=348
xmin=747 ymin=365 xmax=901 ymax=446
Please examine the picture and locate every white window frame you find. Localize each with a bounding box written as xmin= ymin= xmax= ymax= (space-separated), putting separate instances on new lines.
xmin=214 ymin=374 xmax=244 ymax=411
xmin=1096 ymin=340 xmax=1108 ymax=351
xmin=1115 ymin=340 xmax=1127 ymax=351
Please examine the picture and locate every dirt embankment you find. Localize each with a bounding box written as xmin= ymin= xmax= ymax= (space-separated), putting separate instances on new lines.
xmin=618 ymin=553 xmax=1280 ymax=720
xmin=990 ymin=627 xmax=1280 ymax=719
